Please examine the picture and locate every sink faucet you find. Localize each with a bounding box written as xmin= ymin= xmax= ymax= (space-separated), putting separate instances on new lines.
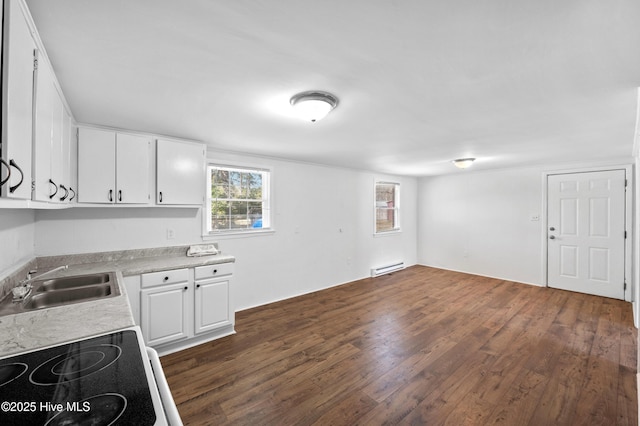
xmin=12 ymin=265 xmax=69 ymax=302
xmin=26 ymin=265 xmax=69 ymax=281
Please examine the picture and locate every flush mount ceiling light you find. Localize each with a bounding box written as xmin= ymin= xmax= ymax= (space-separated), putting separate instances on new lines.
xmin=290 ymin=91 xmax=338 ymax=122
xmin=452 ymin=158 xmax=476 ymax=169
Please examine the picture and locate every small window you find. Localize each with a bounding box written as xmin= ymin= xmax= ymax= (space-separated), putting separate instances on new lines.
xmin=206 ymin=164 xmax=271 ymax=234
xmin=375 ymin=181 xmax=400 ymax=234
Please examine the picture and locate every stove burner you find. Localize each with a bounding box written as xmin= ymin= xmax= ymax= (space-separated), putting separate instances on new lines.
xmin=44 ymin=393 xmax=127 ymax=426
xmin=30 ymin=344 xmax=122 ymax=385
xmin=0 ymin=362 xmax=28 ymax=387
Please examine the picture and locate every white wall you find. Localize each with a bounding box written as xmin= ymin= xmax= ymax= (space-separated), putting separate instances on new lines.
xmin=35 ymin=153 xmax=418 ymax=310
xmin=417 ymin=160 xmax=635 ymax=288
xmin=418 ymin=167 xmax=544 ymax=285
xmin=634 ymin=156 xmax=640 ymax=327
xmin=0 ymin=209 xmax=35 ymax=276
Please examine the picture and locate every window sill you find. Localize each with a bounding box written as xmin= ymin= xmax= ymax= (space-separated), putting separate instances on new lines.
xmin=202 ymin=228 xmax=275 ymax=240
xmin=374 ymin=230 xmax=402 ymax=237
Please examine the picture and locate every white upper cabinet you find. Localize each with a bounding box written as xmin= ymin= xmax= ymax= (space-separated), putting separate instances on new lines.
xmin=61 ymin=108 xmax=77 ymax=202
xmin=116 ymin=133 xmax=151 ymax=204
xmin=32 ymin=51 xmax=56 ymax=202
xmin=1 ymin=0 xmax=35 ymax=199
xmin=77 ymin=128 xmax=115 ymax=203
xmin=78 ymin=127 xmax=150 ymax=204
xmin=156 ymin=139 xmax=205 ymax=205
xmin=33 ymin=55 xmax=74 ymax=204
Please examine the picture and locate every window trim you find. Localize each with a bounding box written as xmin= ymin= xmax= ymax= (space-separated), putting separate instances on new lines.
xmin=374 ymin=180 xmax=401 ymax=235
xmin=202 ymin=162 xmax=274 ymax=239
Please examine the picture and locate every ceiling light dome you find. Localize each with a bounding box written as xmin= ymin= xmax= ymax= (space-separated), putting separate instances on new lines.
xmin=452 ymin=158 xmax=475 ymax=169
xmin=290 ymin=91 xmax=338 ymax=122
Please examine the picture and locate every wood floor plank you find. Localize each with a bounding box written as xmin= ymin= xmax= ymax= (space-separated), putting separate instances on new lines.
xmin=161 ymin=266 xmax=637 ymax=425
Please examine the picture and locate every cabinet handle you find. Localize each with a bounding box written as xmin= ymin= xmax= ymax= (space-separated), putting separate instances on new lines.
xmin=159 ymin=191 xmax=163 ymax=203
xmin=69 ymin=187 xmax=76 ymax=202
xmin=118 ymin=190 xmax=122 ymax=202
xmin=0 ymin=159 xmax=10 ymax=188
xmin=108 ymin=189 xmax=113 ymax=202
xmin=8 ymin=160 xmax=23 ymax=193
xmin=59 ymin=185 xmax=69 ymax=201
xmin=49 ymin=179 xmax=58 ymax=199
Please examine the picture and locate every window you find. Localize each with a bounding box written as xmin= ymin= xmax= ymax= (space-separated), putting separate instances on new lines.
xmin=375 ymin=181 xmax=400 ymax=234
xmin=206 ymin=164 xmax=271 ymax=234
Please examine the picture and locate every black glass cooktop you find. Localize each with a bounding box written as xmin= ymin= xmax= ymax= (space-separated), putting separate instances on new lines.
xmin=0 ymin=330 xmax=157 ymax=425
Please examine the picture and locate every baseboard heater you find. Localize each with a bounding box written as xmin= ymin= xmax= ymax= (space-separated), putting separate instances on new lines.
xmin=371 ymin=262 xmax=405 ymax=277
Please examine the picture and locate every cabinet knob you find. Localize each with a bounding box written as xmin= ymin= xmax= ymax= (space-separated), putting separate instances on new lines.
xmin=213 ymin=269 xmax=218 ymax=275
xmin=0 ymin=159 xmax=10 ymax=188
xmin=196 ymin=284 xmax=200 ymax=289
xmin=163 ymin=276 xmax=169 ymax=282
xmin=49 ymin=179 xmax=59 ymax=199
xmin=59 ymin=185 xmax=69 ymax=201
xmin=8 ymin=159 xmax=24 ymax=193
xmin=184 ymin=286 xmax=188 ymax=291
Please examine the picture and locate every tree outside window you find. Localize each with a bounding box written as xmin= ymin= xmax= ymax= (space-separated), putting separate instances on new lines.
xmin=207 ymin=165 xmax=270 ymax=233
xmin=375 ymin=182 xmax=399 ymax=233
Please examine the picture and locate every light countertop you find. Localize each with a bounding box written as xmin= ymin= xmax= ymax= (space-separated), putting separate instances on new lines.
xmin=0 ymin=247 xmax=235 ymax=358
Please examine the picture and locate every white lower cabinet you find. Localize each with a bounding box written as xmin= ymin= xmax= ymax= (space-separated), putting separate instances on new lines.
xmin=141 ymin=281 xmax=191 ymax=347
xmin=138 ymin=263 xmax=234 ymax=355
xmin=194 ymin=263 xmax=233 ymax=334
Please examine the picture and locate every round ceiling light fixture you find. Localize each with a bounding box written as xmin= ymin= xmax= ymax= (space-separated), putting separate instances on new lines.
xmin=290 ymin=91 xmax=338 ymax=122
xmin=452 ymin=158 xmax=476 ymax=169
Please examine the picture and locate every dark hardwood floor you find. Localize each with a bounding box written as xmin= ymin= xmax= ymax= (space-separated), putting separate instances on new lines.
xmin=161 ymin=266 xmax=638 ymax=425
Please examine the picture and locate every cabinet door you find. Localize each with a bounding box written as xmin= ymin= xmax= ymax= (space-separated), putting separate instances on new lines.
xmin=156 ymin=139 xmax=205 ymax=205
xmin=194 ymin=278 xmax=232 ymax=334
xmin=77 ymin=127 xmax=116 ymax=203
xmin=49 ymin=90 xmax=64 ymax=203
xmin=1 ymin=0 xmax=35 ymax=199
xmin=32 ymin=51 xmax=55 ymax=202
xmin=116 ymin=133 xmax=150 ymax=204
xmin=61 ymin=109 xmax=77 ymax=203
xmin=141 ymin=282 xmax=190 ymax=347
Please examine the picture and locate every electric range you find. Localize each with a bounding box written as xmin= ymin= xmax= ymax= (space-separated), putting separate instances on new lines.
xmin=0 ymin=327 xmax=168 ymax=425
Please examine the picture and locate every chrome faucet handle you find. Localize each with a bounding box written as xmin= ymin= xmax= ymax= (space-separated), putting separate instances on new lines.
xmin=12 ymin=283 xmax=32 ymax=301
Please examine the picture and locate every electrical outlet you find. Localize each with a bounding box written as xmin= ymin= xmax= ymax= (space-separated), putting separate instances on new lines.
xmin=166 ymin=228 xmax=175 ymax=239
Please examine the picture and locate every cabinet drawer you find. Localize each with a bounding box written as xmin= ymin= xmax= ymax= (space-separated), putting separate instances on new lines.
xmin=141 ymin=268 xmax=189 ymax=288
xmin=195 ymin=263 xmax=234 ymax=280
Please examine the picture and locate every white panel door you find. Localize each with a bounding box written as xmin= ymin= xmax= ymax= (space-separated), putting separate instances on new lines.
xmin=547 ymin=170 xmax=626 ymax=299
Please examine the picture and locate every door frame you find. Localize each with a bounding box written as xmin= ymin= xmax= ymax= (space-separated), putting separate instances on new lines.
xmin=541 ymin=164 xmax=633 ymax=301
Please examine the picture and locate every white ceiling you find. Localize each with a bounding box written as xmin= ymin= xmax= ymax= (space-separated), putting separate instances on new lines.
xmin=24 ymin=0 xmax=640 ymax=176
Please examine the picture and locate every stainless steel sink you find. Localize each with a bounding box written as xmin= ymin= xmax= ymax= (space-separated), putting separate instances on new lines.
xmin=36 ymin=273 xmax=111 ymax=292
xmin=25 ymin=283 xmax=113 ymax=310
xmin=0 ymin=272 xmax=119 ymax=315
